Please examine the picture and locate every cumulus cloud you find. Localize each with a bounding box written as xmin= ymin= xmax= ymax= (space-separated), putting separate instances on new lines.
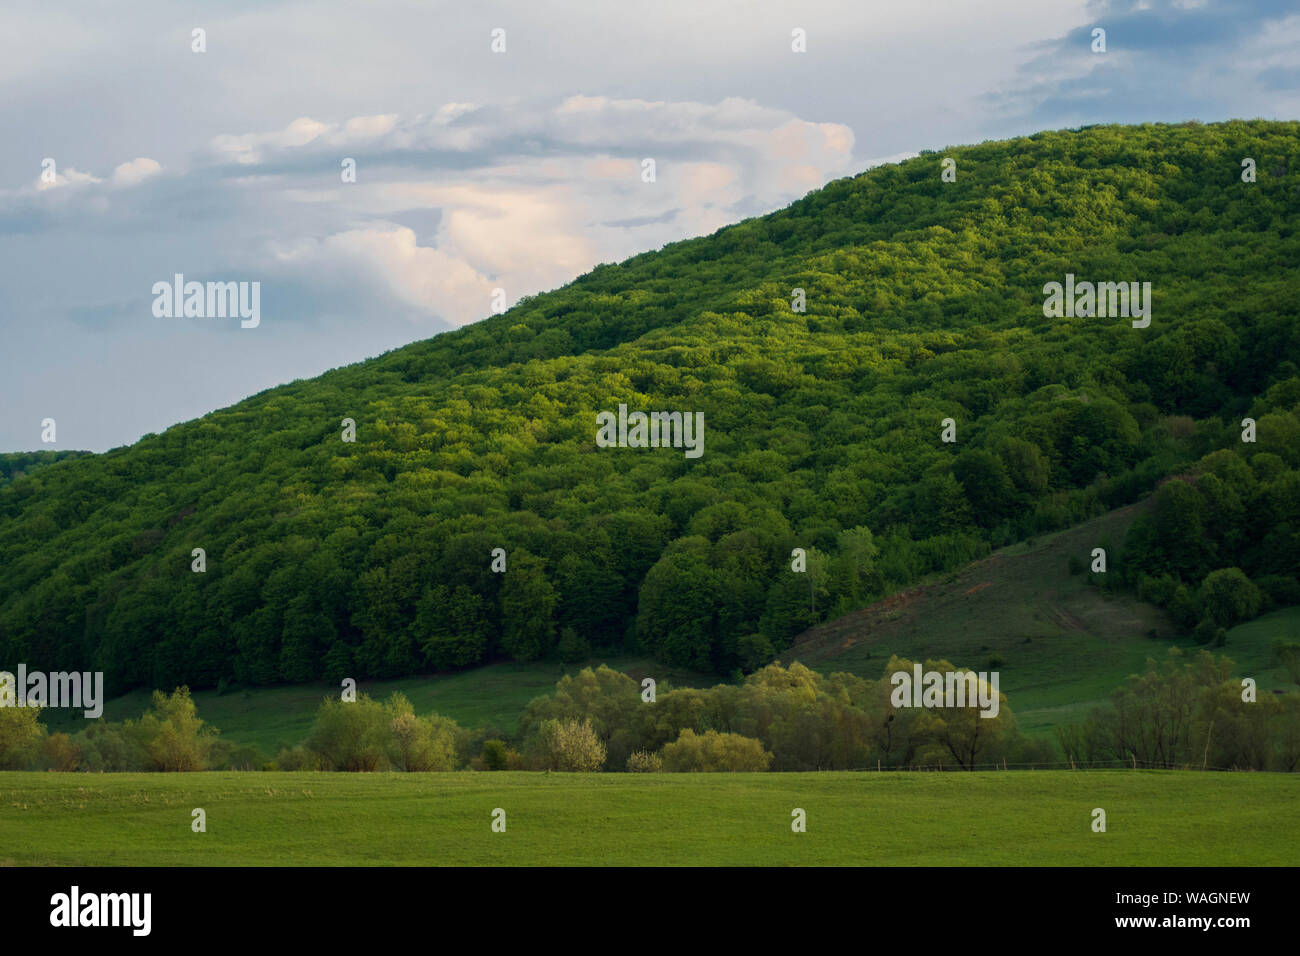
xmin=110 ymin=157 xmax=161 ymax=187
xmin=212 ymin=96 xmax=857 ymax=326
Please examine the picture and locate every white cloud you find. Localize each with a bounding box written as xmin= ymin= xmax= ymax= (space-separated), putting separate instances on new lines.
xmin=110 ymin=157 xmax=161 ymax=187
xmin=232 ymin=96 xmax=857 ymax=326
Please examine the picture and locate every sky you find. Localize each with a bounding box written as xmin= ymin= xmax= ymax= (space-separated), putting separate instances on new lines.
xmin=2 ymin=0 xmax=1297 ymax=452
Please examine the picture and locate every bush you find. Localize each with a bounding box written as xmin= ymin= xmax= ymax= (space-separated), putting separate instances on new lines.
xmin=660 ymin=728 xmax=772 ymax=772
xmin=273 ymin=745 xmax=323 ymax=771
xmin=1200 ymin=568 xmax=1262 ymax=629
xmin=480 ymin=739 xmax=509 ymax=771
xmin=304 ymin=694 xmax=394 ymax=771
xmin=737 ymin=633 xmax=775 ymax=672
xmin=530 ymin=718 xmax=606 ymax=771
xmin=41 ymin=731 xmax=80 ymax=771
xmin=74 ymin=721 xmax=143 ymax=771
xmin=1257 ymin=575 xmax=1300 ymax=611
xmin=136 ymin=687 xmax=218 ymax=772
xmin=626 ymin=750 xmax=663 ymax=772
xmin=0 ymin=704 xmax=45 ymax=770
xmin=387 ymin=694 xmax=459 ymax=771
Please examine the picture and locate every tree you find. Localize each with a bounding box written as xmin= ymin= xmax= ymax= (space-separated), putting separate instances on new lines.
xmin=304 ymin=693 xmax=393 ymax=771
xmin=135 ymin=687 xmax=219 ymax=772
xmin=0 ymin=703 xmax=45 ymax=770
xmin=659 ymin=728 xmax=772 ymax=772
xmin=500 ymin=551 xmax=558 ymax=662
xmin=1200 ymin=568 xmax=1261 ymax=628
xmin=530 ymin=718 xmax=606 ymax=771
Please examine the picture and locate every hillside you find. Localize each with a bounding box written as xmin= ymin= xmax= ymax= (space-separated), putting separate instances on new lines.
xmin=1 ymin=120 xmax=1298 ymax=694
xmin=786 ymin=501 xmax=1300 ymax=736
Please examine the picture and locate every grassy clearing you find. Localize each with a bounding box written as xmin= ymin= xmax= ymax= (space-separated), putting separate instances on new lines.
xmin=0 ymin=770 xmax=1293 ymax=866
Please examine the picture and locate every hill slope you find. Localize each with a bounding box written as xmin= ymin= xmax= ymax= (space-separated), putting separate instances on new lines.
xmin=2 ymin=120 xmax=1299 ymax=693
xmin=786 ymin=501 xmax=1300 ymax=736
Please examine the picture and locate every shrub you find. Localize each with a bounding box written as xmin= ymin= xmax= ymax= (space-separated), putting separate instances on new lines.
xmin=660 ymin=728 xmax=772 ymax=772
xmin=274 ymin=745 xmax=323 ymax=771
xmin=531 ymin=718 xmax=606 ymax=771
xmin=136 ymin=687 xmax=218 ymax=772
xmin=480 ymin=739 xmax=509 ymax=771
xmin=74 ymin=721 xmax=143 ymax=771
xmin=556 ymin=627 xmax=590 ymax=663
xmin=0 ymin=704 xmax=45 ymax=770
xmin=304 ymin=694 xmax=393 ymax=771
xmin=387 ymin=694 xmax=459 ymax=771
xmin=626 ymin=750 xmax=663 ymax=772
xmin=1200 ymin=568 xmax=1262 ymax=628
xmin=40 ymin=732 xmax=81 ymax=771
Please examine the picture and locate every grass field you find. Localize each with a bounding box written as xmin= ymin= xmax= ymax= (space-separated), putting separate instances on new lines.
xmin=0 ymin=771 xmax=1294 ymax=866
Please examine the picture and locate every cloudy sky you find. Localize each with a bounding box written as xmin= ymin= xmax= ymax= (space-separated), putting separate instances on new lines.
xmin=2 ymin=0 xmax=1297 ymax=452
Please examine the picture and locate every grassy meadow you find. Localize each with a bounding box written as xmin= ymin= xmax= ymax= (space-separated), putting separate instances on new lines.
xmin=0 ymin=770 xmax=1294 ymax=866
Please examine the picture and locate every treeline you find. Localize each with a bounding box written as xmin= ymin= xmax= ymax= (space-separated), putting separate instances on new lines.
xmin=1057 ymin=648 xmax=1300 ymax=771
xmin=1 ymin=121 xmax=1298 ymax=691
xmin=7 ymin=655 xmax=1298 ymax=773
xmin=1 ymin=661 xmax=1049 ymax=773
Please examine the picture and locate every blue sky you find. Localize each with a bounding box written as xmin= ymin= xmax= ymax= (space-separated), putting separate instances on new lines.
xmin=2 ymin=0 xmax=1297 ymax=452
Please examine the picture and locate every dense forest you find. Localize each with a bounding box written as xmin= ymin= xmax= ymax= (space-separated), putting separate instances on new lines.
xmin=1 ymin=120 xmax=1298 ymax=694
xmin=0 ymin=451 xmax=92 ymax=488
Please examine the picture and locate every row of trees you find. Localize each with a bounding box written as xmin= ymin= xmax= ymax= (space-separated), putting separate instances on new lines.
xmin=1057 ymin=648 xmax=1300 ymax=771
xmin=6 ymin=649 xmax=1298 ymax=772
xmin=0 ymin=688 xmax=224 ymax=772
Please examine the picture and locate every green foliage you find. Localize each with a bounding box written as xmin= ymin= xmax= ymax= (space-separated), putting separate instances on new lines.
xmin=134 ymin=687 xmax=219 ymax=772
xmin=529 ymin=717 xmax=607 ymax=771
xmin=1200 ymin=568 xmax=1262 ymax=629
xmin=0 ymin=704 xmax=45 ymax=770
xmin=300 ymin=692 xmax=462 ymax=772
xmin=480 ymin=738 xmax=509 ymax=770
xmin=1058 ymin=647 xmax=1300 ymax=771
xmin=659 ymin=729 xmax=773 ymax=772
xmin=625 ymin=749 xmax=663 ymax=772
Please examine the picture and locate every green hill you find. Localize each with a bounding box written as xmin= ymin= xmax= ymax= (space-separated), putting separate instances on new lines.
xmin=1 ymin=120 xmax=1298 ymax=695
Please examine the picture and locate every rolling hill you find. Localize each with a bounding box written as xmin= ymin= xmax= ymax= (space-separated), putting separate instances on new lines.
xmin=2 ymin=119 xmax=1298 ymax=698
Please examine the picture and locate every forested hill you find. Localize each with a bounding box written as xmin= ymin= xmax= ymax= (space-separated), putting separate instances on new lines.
xmin=3 ymin=120 xmax=1299 ymax=694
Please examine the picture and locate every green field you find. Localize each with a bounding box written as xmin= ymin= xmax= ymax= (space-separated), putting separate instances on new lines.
xmin=0 ymin=771 xmax=1294 ymax=866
